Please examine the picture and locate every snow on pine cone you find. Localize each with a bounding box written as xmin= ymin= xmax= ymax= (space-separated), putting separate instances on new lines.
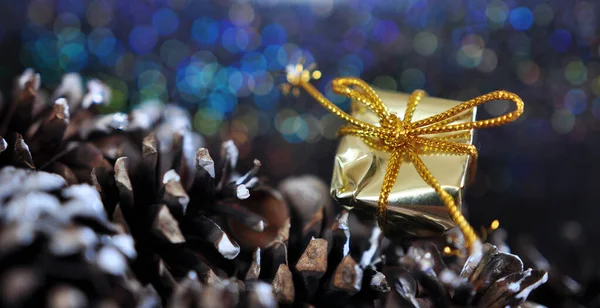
xmin=0 ymin=70 xmax=161 ymax=185
xmin=0 ymin=166 xmax=158 ymax=307
xmin=90 ymin=105 xmax=285 ymax=306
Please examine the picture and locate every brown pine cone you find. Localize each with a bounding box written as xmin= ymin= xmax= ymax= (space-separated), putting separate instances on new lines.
xmin=0 ymin=166 xmax=157 ymax=307
xmin=90 ymin=104 xmax=288 ymax=306
xmin=0 ymin=70 xmax=161 ymax=185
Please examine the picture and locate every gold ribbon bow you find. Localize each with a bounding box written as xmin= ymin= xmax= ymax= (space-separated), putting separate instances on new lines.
xmin=286 ymin=64 xmax=524 ymax=253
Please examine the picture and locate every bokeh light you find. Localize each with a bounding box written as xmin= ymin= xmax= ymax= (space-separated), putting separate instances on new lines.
xmin=509 ymin=7 xmax=534 ymax=31
xmin=191 ymin=18 xmax=219 ymax=45
xmin=413 ymin=31 xmax=438 ymax=56
xmin=14 ymin=0 xmax=597 ymax=149
xmin=152 ymin=8 xmax=179 ymax=36
xmin=565 ymin=61 xmax=587 ymax=85
xmin=129 ymin=26 xmax=158 ymax=54
xmin=549 ymin=29 xmax=572 ymax=53
xmin=551 ymin=108 xmax=575 ymax=134
xmin=88 ymin=28 xmax=116 ymax=57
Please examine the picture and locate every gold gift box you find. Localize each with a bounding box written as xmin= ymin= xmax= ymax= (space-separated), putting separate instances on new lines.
xmin=330 ymin=88 xmax=476 ymax=237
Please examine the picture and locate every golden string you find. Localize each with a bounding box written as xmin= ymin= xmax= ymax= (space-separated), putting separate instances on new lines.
xmin=286 ymin=65 xmax=524 ymax=254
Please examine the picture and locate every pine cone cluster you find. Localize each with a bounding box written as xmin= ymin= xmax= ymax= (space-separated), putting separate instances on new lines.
xmin=0 ymin=166 xmax=158 ymax=307
xmin=0 ymin=70 xmax=161 ymax=185
xmin=0 ymin=70 xmax=552 ymax=307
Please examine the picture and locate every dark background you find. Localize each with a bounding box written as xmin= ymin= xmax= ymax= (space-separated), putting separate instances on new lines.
xmin=1 ymin=0 xmax=599 ymax=263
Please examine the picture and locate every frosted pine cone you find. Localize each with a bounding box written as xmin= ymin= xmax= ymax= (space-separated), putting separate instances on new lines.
xmin=0 ymin=70 xmax=160 ymax=185
xmin=0 ymin=166 xmax=156 ymax=307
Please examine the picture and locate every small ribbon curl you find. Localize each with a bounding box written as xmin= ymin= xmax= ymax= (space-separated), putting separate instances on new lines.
xmin=286 ymin=64 xmax=524 ymax=254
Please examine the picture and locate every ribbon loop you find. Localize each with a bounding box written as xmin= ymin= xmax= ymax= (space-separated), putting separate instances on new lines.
xmin=409 ymin=90 xmax=524 ymax=135
xmin=331 ymin=78 xmax=391 ymax=121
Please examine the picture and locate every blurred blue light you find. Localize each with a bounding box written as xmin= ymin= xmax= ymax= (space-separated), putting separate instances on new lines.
xmin=358 ymin=49 xmax=375 ymax=70
xmin=241 ymin=52 xmax=267 ymax=73
xmin=57 ymin=0 xmax=85 ymax=16
xmin=406 ymin=0 xmax=429 ymax=10
xmin=55 ymin=13 xmax=81 ymax=42
xmin=33 ymin=37 xmax=59 ymax=69
xmin=59 ymin=43 xmax=87 ymax=71
xmin=152 ymin=8 xmax=179 ymax=36
xmin=34 ymin=36 xmax=58 ymax=66
xmin=205 ymin=67 xmax=223 ymax=90
xmin=133 ymin=58 xmax=162 ymax=79
xmin=263 ymin=45 xmax=287 ymax=70
xmin=200 ymin=63 xmax=220 ymax=87
xmin=160 ymin=39 xmax=188 ymax=68
xmin=549 ymin=29 xmax=572 ymax=53
xmin=98 ymin=40 xmax=124 ymax=67
xmin=564 ymin=89 xmax=587 ymax=115
xmin=129 ymin=26 xmax=158 ymax=54
xmin=176 ymin=59 xmax=221 ymax=95
xmin=509 ymin=7 xmax=533 ymax=31
xmin=339 ymin=54 xmax=364 ymax=74
xmin=261 ymin=24 xmax=287 ymax=45
xmin=22 ymin=25 xmax=47 ymax=42
xmin=88 ymin=28 xmax=116 ymax=57
xmin=137 ymin=69 xmax=165 ymax=92
xmin=209 ymin=90 xmax=238 ymax=115
xmin=191 ymin=18 xmax=219 ymax=45
xmin=214 ymin=67 xmax=237 ymax=93
xmin=235 ymin=28 xmax=250 ymax=51
xmin=250 ymin=70 xmax=274 ymax=96
xmin=372 ymin=20 xmax=399 ymax=44
xmin=343 ymin=27 xmax=366 ymax=52
xmin=229 ymin=70 xmax=244 ymax=92
xmin=281 ymin=118 xmax=307 ymax=143
xmin=191 ymin=50 xmax=218 ymax=65
xmin=253 ymin=87 xmax=279 ymax=111
xmin=176 ymin=66 xmax=196 ymax=95
xmin=338 ymin=54 xmax=363 ymax=77
xmin=222 ymin=27 xmax=244 ymax=53
xmin=177 ymin=63 xmax=205 ymax=97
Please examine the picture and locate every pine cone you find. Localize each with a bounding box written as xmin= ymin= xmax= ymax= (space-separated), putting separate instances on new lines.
xmin=88 ymin=101 xmax=548 ymax=307
xmin=88 ymin=104 xmax=366 ymax=306
xmin=0 ymin=166 xmax=157 ymax=307
xmin=91 ymin=105 xmax=288 ymax=306
xmin=507 ymin=222 xmax=600 ymax=307
xmin=275 ymin=177 xmax=549 ymax=308
xmin=0 ymin=70 xmax=160 ymax=185
xmin=380 ymin=240 xmax=548 ymax=307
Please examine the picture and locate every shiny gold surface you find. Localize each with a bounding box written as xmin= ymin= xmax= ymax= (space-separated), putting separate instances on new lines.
xmin=331 ymin=89 xmax=476 ymax=237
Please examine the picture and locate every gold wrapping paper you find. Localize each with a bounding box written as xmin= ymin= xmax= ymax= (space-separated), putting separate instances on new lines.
xmin=330 ymin=89 xmax=476 ymax=237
